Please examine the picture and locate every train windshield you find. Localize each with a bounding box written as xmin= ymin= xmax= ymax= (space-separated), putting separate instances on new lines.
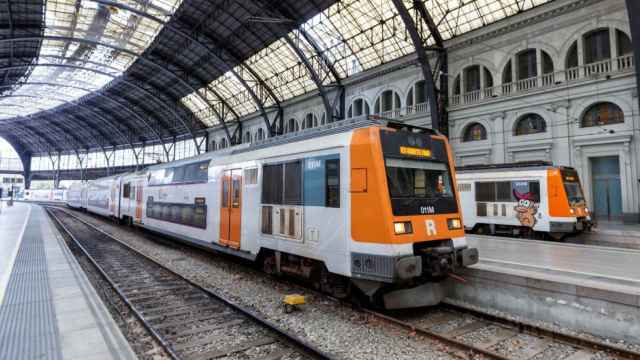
xmin=386 ymin=159 xmax=453 ymax=199
xmin=561 ymin=170 xmax=585 ymax=205
xmin=385 ymin=158 xmax=458 ymax=216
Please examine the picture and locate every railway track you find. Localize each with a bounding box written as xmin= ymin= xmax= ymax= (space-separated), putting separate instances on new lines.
xmin=46 ymin=206 xmax=334 ymax=360
xmin=51 ymin=206 xmax=640 ymax=360
xmin=366 ymin=301 xmax=640 ymax=360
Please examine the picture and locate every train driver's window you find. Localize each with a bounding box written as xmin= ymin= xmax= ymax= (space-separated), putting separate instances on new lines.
xmin=123 ymin=183 xmax=131 ymax=199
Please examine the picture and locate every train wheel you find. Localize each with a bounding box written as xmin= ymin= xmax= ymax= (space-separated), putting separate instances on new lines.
xmin=319 ymin=266 xmax=350 ymax=299
xmin=261 ymin=252 xmax=277 ymax=275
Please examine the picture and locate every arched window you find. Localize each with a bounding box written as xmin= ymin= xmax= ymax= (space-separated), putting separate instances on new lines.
xmin=465 ymin=65 xmax=481 ymax=92
xmin=566 ymin=42 xmax=578 ymax=69
xmin=517 ymin=49 xmax=537 ymax=80
xmin=582 ymin=102 xmax=624 ymax=127
xmin=541 ymin=51 xmax=554 ymax=74
xmin=406 ymin=80 xmax=427 ymax=108
xmin=302 ymin=113 xmax=317 ymax=129
xmin=502 ymin=60 xmax=513 ymax=86
xmin=286 ymin=118 xmax=299 ymax=133
xmin=617 ymin=30 xmax=632 ymax=56
xmin=374 ymin=90 xmax=401 ymax=114
xmin=463 ymin=123 xmax=487 ymax=142
xmin=256 ymin=128 xmax=264 ymax=141
xmin=347 ymin=98 xmax=370 ymax=118
xmin=514 ymin=114 xmax=546 ymax=136
xmin=453 ymin=75 xmax=461 ymax=95
xmin=210 ymin=139 xmax=216 ymax=151
xmin=220 ymin=138 xmax=228 ymax=149
xmin=584 ymin=29 xmax=610 ymax=64
xmin=321 ymin=113 xmax=327 ymax=125
xmin=244 ymin=131 xmax=251 ymax=144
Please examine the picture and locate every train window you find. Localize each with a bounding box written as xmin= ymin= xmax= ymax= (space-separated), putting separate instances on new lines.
xmin=261 ymin=206 xmax=273 ymax=234
xmin=326 ymin=159 xmax=340 ymax=208
xmin=222 ymin=176 xmax=230 ymax=208
xmin=162 ymin=168 xmax=174 ymax=184
xmin=149 ymin=170 xmax=164 ymax=186
xmin=173 ymin=166 xmax=186 ymax=183
xmin=496 ymin=182 xmax=512 ymax=202
xmin=262 ymin=164 xmax=284 ymax=204
xmin=284 ymin=161 xmax=302 ymax=205
xmin=232 ymin=177 xmax=241 ymax=208
xmin=512 ymin=181 xmax=540 ymax=202
xmin=477 ymin=203 xmax=487 ymax=216
xmin=244 ymin=168 xmax=258 ymax=185
xmin=475 ymin=182 xmax=496 ymax=202
xmin=123 ymin=183 xmax=131 ymax=199
xmin=193 ymin=161 xmax=210 ymax=182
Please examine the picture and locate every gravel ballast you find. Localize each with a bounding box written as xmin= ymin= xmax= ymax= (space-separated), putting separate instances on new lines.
xmin=64 ymin=210 xmax=457 ymax=360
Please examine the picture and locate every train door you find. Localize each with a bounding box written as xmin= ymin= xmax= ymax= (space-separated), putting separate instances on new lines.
xmin=135 ymin=180 xmax=143 ymax=223
xmin=220 ymin=169 xmax=242 ymax=248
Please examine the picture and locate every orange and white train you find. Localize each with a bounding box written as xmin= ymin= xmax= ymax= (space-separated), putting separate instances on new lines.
xmin=456 ymin=162 xmax=592 ymax=240
xmin=67 ymin=119 xmax=478 ymax=309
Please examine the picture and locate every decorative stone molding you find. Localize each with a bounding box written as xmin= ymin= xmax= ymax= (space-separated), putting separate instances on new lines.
xmin=455 ymin=147 xmax=492 ymax=165
xmin=507 ymin=140 xmax=554 ymax=162
xmin=572 ymin=133 xmax=632 ymax=148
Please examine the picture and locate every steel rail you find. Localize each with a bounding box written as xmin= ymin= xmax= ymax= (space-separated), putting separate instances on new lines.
xmin=46 ymin=206 xmax=336 ymax=360
xmin=52 ymin=205 xmax=640 ymax=360
xmin=440 ymin=302 xmax=640 ymax=360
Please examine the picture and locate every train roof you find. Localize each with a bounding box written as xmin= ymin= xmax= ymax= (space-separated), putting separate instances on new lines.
xmin=147 ymin=117 xmax=440 ymax=171
xmin=456 ymin=161 xmax=576 ymax=173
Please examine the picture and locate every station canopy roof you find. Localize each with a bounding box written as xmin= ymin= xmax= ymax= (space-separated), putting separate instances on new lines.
xmin=0 ymin=0 xmax=552 ymax=156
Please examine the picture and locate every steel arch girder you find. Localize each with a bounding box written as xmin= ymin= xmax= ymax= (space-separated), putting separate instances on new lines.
xmin=0 ymin=95 xmax=106 ymax=151
xmin=168 ymin=19 xmax=281 ymax=137
xmin=90 ymin=0 xmax=279 ymax=138
xmin=0 ymin=81 xmax=137 ymax=148
xmin=0 ymin=36 xmax=203 ymax=149
xmin=0 ymin=62 xmax=178 ymax=147
xmin=391 ymin=0 xmax=442 ymax=133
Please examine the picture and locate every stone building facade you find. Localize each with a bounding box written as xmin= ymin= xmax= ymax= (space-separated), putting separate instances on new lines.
xmin=208 ymin=0 xmax=638 ymax=223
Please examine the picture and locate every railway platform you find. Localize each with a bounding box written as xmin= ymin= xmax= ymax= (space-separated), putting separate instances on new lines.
xmin=447 ymin=234 xmax=640 ymax=345
xmin=0 ymin=202 xmax=136 ymax=360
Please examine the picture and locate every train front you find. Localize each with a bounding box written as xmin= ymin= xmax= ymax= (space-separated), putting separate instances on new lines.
xmin=349 ymin=125 xmax=478 ymax=309
xmin=548 ymin=167 xmax=593 ymax=236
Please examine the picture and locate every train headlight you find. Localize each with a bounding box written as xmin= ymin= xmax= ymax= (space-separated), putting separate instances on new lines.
xmin=569 ymin=208 xmax=575 ymax=215
xmin=447 ymin=218 xmax=462 ymax=230
xmin=585 ymin=207 xmax=590 ymax=214
xmin=394 ymin=221 xmax=413 ymax=235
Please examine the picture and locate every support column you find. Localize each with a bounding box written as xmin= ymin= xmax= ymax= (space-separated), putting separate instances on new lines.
xmin=479 ymin=66 xmax=485 ymax=99
xmin=511 ymin=54 xmax=518 ymax=92
xmin=577 ymin=36 xmax=585 ymax=72
xmin=610 ymin=27 xmax=619 ymax=71
xmin=22 ymin=155 xmax=31 ymax=190
xmin=536 ymin=49 xmax=543 ymax=87
xmin=460 ymin=70 xmax=466 ymax=103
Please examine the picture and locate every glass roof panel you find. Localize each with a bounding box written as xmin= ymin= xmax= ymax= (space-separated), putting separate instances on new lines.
xmin=200 ymin=0 xmax=553 ymax=126
xmin=0 ymin=0 xmax=183 ymax=120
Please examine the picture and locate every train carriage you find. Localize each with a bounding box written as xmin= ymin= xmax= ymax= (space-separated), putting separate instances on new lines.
xmin=119 ymin=171 xmax=147 ymax=225
xmin=456 ymin=162 xmax=592 ymax=239
xmin=86 ymin=174 xmax=122 ymax=218
xmin=74 ymin=119 xmax=479 ymax=309
xmin=67 ymin=182 xmax=85 ymax=209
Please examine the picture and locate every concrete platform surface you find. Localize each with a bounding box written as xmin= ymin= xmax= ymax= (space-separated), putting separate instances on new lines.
xmin=0 ymin=203 xmax=137 ymax=360
xmin=467 ymin=234 xmax=640 ymax=294
xmin=447 ymin=234 xmax=640 ymax=344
